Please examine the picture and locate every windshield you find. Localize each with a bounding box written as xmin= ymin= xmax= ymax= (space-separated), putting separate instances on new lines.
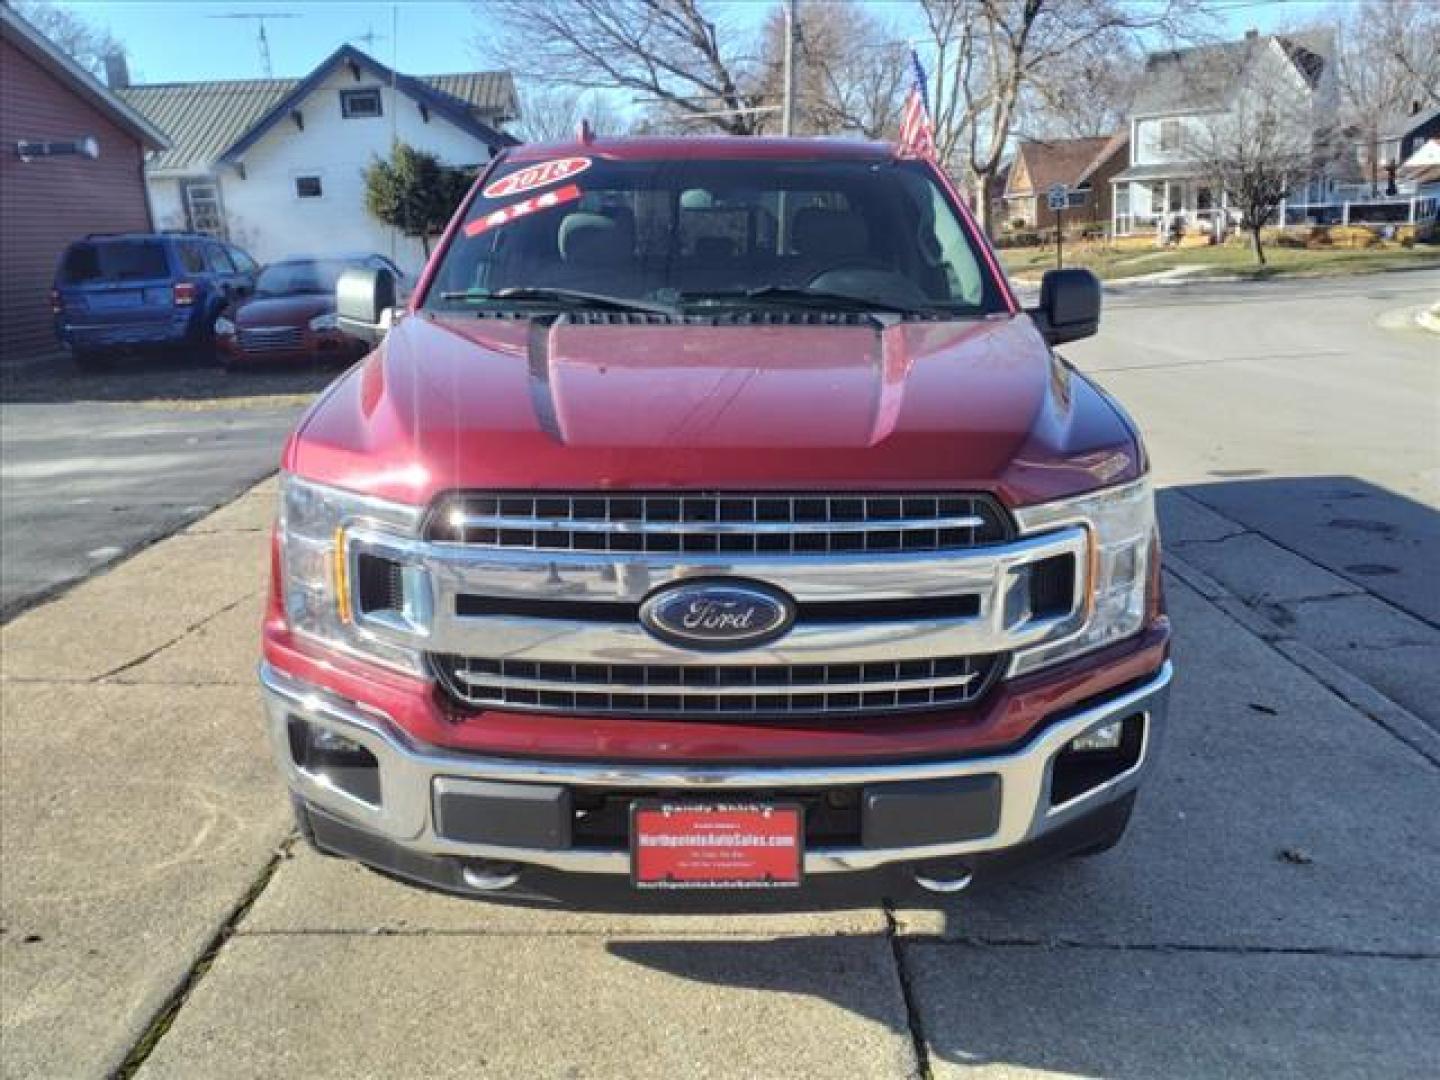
xmin=423 ymin=157 xmax=1005 ymax=316
xmin=254 ymin=259 xmax=353 ymax=297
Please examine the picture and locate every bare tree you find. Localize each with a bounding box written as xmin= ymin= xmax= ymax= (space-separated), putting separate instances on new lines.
xmin=475 ymin=0 xmax=763 ymax=135
xmin=753 ymin=2 xmax=910 ymax=139
xmin=513 ymin=84 xmax=627 ymax=143
xmin=11 ymin=0 xmax=126 ymax=81
xmin=1020 ymin=36 xmax=1143 ymax=139
xmin=1183 ymin=46 xmax=1320 ymax=266
xmin=916 ymin=0 xmax=1201 ymax=235
xmin=1332 ymin=0 xmax=1440 ymax=193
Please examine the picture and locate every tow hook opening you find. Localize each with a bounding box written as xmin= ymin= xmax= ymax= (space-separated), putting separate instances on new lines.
xmin=912 ymin=861 xmax=974 ymax=894
xmin=460 ymin=860 xmax=522 ymax=892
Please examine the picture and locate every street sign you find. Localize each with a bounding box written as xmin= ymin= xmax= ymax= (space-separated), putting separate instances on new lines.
xmin=1047 ymin=183 xmax=1069 ymax=211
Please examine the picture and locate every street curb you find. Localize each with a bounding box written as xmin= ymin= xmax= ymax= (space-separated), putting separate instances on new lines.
xmin=1011 ymin=257 xmax=1440 ymax=290
xmin=0 ymin=470 xmax=278 ymax=626
xmin=1164 ymin=553 xmax=1440 ymax=770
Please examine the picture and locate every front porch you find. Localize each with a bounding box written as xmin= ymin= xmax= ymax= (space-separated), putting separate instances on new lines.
xmin=1111 ymin=172 xmax=1440 ymax=240
xmin=1111 ymin=173 xmax=1233 ymax=240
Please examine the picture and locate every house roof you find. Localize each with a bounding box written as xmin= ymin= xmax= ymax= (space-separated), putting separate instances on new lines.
xmin=1131 ymin=32 xmax=1330 ymax=117
xmin=1381 ymin=104 xmax=1440 ymax=142
xmin=0 ymin=4 xmax=169 ymax=151
xmin=118 ymin=79 xmax=292 ymax=172
xmin=119 ymin=45 xmax=516 ymax=174
xmin=425 ymin=72 xmax=519 ymax=118
xmin=1075 ymin=131 xmax=1130 ymax=187
xmin=1111 ymin=161 xmax=1202 ymax=183
xmin=1005 ymin=136 xmax=1115 ymax=197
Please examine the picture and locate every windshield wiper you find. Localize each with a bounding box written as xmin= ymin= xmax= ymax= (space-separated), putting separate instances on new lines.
xmin=681 ymin=287 xmax=942 ymax=316
xmin=436 ymin=287 xmax=680 ymax=319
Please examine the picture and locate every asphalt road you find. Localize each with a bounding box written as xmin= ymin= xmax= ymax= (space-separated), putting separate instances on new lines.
xmin=2 ymin=268 xmax=1438 ymax=1078
xmin=0 ymin=360 xmax=333 ymax=619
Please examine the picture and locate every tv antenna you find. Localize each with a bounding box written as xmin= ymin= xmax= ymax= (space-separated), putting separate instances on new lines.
xmin=349 ymin=25 xmax=387 ymax=52
xmin=207 ymin=12 xmax=300 ymax=78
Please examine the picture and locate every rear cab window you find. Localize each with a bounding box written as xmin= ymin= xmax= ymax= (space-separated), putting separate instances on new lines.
xmin=205 ymin=244 xmax=236 ymax=274
xmin=177 ymin=242 xmax=207 ymax=275
xmin=421 ymin=155 xmax=1006 ymax=317
xmin=60 ymin=240 xmax=172 ymax=285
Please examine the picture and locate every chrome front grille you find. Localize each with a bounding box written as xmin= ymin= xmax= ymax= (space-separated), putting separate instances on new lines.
xmin=238 ymin=326 xmax=304 ymax=353
xmin=432 ymin=654 xmax=1001 ymax=717
xmin=426 ymin=492 xmax=1012 ymax=554
xmin=342 ymin=492 xmax=1090 ymax=722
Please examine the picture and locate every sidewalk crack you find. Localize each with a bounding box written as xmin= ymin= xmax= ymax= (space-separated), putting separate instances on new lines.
xmin=884 ymin=901 xmax=934 ymax=1080
xmin=98 ymin=588 xmax=262 ymax=682
xmin=110 ymin=835 xmax=295 ymax=1079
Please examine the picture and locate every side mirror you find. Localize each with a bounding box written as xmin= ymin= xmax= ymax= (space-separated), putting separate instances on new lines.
xmin=336 ymin=267 xmax=397 ymax=345
xmin=1029 ymin=267 xmax=1101 ymax=346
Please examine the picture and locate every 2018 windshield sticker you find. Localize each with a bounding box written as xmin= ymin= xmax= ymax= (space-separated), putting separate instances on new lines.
xmin=463 ymin=183 xmax=583 ymax=238
xmin=482 ymin=157 xmax=592 ymax=199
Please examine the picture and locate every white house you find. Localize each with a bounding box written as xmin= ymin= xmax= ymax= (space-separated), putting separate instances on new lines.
xmin=1110 ymin=31 xmax=1337 ymax=237
xmin=117 ymin=45 xmax=518 ymax=272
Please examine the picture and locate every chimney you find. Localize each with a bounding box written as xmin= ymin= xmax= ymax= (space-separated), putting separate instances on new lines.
xmin=103 ymin=52 xmax=129 ymax=89
xmin=1244 ymin=28 xmax=1259 ymax=40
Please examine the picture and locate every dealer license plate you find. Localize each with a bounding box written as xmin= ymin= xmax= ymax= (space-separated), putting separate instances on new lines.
xmin=630 ymin=801 xmax=803 ymax=889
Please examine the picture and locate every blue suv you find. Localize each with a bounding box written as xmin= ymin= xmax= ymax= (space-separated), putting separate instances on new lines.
xmin=51 ymin=232 xmax=260 ymax=368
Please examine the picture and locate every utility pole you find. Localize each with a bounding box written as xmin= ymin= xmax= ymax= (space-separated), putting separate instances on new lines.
xmin=782 ymin=0 xmax=797 ymax=137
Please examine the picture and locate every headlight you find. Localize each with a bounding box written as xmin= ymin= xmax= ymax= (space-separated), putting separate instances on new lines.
xmin=214 ymin=316 xmax=236 ymax=336
xmin=1010 ymin=476 xmax=1156 ymax=675
xmin=278 ymin=474 xmax=428 ymax=672
xmin=308 ymin=312 xmax=339 ymax=332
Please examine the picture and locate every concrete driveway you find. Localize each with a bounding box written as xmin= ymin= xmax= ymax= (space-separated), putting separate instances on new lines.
xmin=1 ymin=270 xmax=1437 ymax=1078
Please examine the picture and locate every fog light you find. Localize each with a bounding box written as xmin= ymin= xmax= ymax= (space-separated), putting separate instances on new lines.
xmin=311 ymin=726 xmax=366 ymax=754
xmin=287 ymin=717 xmax=381 ymax=806
xmin=1070 ymin=721 xmax=1124 ymax=753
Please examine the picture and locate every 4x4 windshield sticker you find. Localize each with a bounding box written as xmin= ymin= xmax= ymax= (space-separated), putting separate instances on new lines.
xmin=463 ymin=183 xmax=583 ymax=238
xmin=482 ymin=156 xmax=593 ymax=199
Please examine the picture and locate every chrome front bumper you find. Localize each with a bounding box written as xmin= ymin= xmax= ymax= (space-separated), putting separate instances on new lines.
xmin=262 ymin=660 xmax=1172 ymax=875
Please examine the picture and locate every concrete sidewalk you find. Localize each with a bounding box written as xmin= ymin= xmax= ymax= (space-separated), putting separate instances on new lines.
xmin=2 ymin=479 xmax=1438 ymax=1079
xmin=0 ymin=480 xmax=291 ymax=1079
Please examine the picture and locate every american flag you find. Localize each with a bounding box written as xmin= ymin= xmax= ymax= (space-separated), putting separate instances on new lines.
xmin=898 ymin=50 xmax=936 ymax=160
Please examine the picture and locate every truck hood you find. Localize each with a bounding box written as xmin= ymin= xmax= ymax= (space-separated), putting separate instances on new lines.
xmin=287 ymin=312 xmax=1141 ymax=507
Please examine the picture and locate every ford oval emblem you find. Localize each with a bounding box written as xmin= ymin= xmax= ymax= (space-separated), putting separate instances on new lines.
xmin=640 ymin=579 xmax=796 ymax=651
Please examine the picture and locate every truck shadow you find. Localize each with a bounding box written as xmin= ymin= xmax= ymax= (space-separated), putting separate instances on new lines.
xmin=576 ymin=475 xmax=1440 ymax=1076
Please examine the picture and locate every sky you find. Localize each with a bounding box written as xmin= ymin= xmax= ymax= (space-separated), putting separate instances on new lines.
xmin=55 ymin=0 xmax=1329 ymax=86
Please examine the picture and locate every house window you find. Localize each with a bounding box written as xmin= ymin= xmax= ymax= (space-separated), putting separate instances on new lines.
xmin=1159 ymin=119 xmax=1181 ymax=152
xmin=340 ymin=87 xmax=383 ymax=119
xmin=295 ymin=175 xmax=323 ymax=199
xmin=1197 ymin=186 xmax=1214 ymax=211
xmin=1150 ymin=185 xmax=1165 ymax=214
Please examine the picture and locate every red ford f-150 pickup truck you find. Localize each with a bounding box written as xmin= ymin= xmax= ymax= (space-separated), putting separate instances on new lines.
xmin=261 ymin=137 xmax=1171 ymax=896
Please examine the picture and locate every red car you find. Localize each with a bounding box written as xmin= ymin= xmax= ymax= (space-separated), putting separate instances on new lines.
xmin=217 ymin=254 xmax=403 ymax=369
xmin=262 ymin=137 xmax=1170 ymax=898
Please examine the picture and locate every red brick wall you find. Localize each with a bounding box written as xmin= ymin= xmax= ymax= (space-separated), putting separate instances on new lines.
xmin=0 ymin=36 xmax=153 ymax=362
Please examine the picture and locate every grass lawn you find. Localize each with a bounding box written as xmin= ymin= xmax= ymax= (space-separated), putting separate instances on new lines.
xmin=998 ymin=241 xmax=1440 ymax=282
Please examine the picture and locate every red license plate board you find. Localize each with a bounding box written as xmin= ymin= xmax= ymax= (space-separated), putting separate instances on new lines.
xmin=631 ymin=802 xmax=803 ymax=889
